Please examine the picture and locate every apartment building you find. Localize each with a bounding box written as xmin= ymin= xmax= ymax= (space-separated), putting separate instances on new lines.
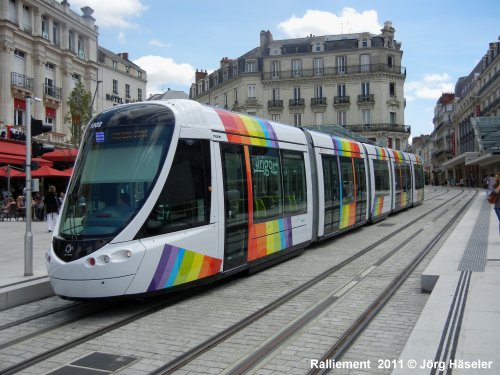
xmin=414 ymin=40 xmax=500 ymax=186
xmin=0 ymin=0 xmax=146 ymax=147
xmin=190 ymin=22 xmax=410 ymax=150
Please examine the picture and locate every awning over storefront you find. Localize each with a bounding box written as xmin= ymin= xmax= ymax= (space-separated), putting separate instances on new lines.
xmin=0 ymin=140 xmax=53 ymax=166
xmin=471 ymin=116 xmax=500 ymax=153
xmin=42 ymin=148 xmax=78 ymax=162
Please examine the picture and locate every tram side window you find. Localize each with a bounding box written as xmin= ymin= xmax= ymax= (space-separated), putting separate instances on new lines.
xmin=322 ymin=154 xmax=340 ymax=234
xmin=373 ymin=159 xmax=390 ymax=194
xmin=394 ymin=164 xmax=402 ymax=192
xmin=354 ymin=158 xmax=366 ymax=197
xmin=415 ymin=164 xmax=424 ymax=189
xmin=250 ymin=146 xmax=283 ymax=221
xmin=404 ymin=164 xmax=412 ymax=191
xmin=340 ymin=156 xmax=354 ymax=204
xmin=281 ymin=150 xmax=307 ymax=215
xmin=139 ymin=139 xmax=211 ymax=237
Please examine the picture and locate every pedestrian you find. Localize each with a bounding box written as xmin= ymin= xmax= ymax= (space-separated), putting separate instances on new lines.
xmin=44 ymin=185 xmax=59 ymax=232
xmin=486 ymin=174 xmax=495 ymax=193
xmin=490 ymin=173 xmax=500 ymax=237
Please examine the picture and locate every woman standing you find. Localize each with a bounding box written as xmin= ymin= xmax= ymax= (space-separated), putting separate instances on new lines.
xmin=44 ymin=185 xmax=59 ymax=232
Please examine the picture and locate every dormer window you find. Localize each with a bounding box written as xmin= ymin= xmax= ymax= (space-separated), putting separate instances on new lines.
xmin=362 ymin=38 xmax=368 ymax=47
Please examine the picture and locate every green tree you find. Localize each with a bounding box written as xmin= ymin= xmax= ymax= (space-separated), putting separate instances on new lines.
xmin=65 ymin=80 xmax=92 ymax=147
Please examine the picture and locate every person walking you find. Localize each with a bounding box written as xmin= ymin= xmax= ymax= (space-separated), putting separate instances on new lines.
xmin=491 ymin=173 xmax=500 ymax=237
xmin=44 ymin=185 xmax=59 ymax=232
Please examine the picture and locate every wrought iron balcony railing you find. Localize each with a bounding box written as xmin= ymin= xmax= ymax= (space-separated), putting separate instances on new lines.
xmin=289 ymin=98 xmax=305 ymax=107
xmin=11 ymin=72 xmax=33 ymax=90
xmin=265 ymin=64 xmax=406 ymax=80
xmin=334 ymin=96 xmax=350 ymax=104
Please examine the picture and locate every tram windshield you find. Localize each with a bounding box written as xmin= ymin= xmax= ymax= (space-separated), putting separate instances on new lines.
xmin=59 ymin=104 xmax=175 ymax=239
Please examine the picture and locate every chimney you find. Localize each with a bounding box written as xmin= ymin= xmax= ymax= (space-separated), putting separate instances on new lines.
xmin=195 ymin=69 xmax=208 ymax=82
xmin=119 ymin=52 xmax=129 ymax=60
xmin=260 ymin=30 xmax=273 ymax=55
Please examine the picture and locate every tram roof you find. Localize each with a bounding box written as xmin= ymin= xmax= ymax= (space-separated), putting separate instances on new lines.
xmin=158 ymin=99 xmax=308 ymax=145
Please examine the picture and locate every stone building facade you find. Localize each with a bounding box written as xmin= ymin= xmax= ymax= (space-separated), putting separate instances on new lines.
xmin=190 ymin=22 xmax=410 ymax=150
xmin=0 ymin=0 xmax=146 ymax=147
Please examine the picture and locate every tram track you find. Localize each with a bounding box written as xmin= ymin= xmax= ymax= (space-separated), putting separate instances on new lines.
xmin=147 ymin=188 xmax=471 ymax=374
xmin=0 ymin=188 xmax=470 ymax=375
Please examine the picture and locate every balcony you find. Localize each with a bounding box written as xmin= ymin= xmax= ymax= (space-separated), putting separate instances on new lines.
xmin=311 ymin=97 xmax=327 ymax=107
xmin=263 ymin=64 xmax=406 ymax=80
xmin=268 ymin=100 xmax=283 ymax=109
xmin=334 ymin=96 xmax=350 ymax=105
xmin=344 ymin=123 xmax=411 ymax=134
xmin=289 ymin=98 xmax=305 ymax=108
xmin=44 ymin=84 xmax=62 ymax=100
xmin=357 ymin=94 xmax=375 ymax=103
xmin=11 ymin=72 xmax=33 ymax=91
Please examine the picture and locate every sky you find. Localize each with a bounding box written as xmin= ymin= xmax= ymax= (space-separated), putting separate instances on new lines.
xmin=68 ymin=0 xmax=500 ymax=138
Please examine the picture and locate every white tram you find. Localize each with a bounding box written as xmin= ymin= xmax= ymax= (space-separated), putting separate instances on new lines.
xmin=46 ymin=100 xmax=424 ymax=299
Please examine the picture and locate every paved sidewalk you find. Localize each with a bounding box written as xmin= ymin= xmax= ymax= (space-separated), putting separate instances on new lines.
xmin=393 ymin=191 xmax=500 ymax=374
xmin=0 ymin=219 xmax=54 ymax=310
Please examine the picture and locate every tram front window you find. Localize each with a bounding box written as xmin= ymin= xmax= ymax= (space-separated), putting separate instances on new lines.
xmin=59 ymin=104 xmax=174 ymax=238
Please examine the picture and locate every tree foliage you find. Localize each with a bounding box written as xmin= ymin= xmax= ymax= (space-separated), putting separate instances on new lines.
xmin=65 ymin=80 xmax=92 ymax=147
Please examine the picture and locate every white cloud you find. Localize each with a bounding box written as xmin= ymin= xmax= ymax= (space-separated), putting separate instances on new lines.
xmin=69 ymin=0 xmax=147 ymax=29
xmin=278 ymin=7 xmax=381 ymax=38
xmin=405 ymin=73 xmax=454 ymax=101
xmin=117 ymin=32 xmax=126 ymax=45
xmin=133 ymin=55 xmax=195 ymax=96
xmin=148 ymin=39 xmax=171 ymax=48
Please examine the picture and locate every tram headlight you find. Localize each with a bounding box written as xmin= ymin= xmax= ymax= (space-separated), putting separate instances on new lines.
xmin=126 ymin=250 xmax=132 ymax=258
xmin=103 ymin=255 xmax=110 ymax=263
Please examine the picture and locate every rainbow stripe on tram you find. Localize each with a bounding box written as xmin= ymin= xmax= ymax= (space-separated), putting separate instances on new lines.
xmin=331 ymin=137 xmax=361 ymax=157
xmin=148 ymin=245 xmax=222 ymax=291
xmin=375 ymin=148 xmax=388 ymax=160
xmin=339 ymin=203 xmax=356 ymax=229
xmin=373 ymin=195 xmax=385 ymax=216
xmin=392 ymin=150 xmax=404 ymax=163
xmin=215 ymin=108 xmax=279 ymax=148
xmin=249 ymin=217 xmax=292 ymax=261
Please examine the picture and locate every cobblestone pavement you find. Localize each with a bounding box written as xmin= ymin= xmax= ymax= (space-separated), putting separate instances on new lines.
xmin=0 ymin=187 xmax=472 ymax=375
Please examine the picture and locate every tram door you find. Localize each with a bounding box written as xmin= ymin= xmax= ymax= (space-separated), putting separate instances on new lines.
xmin=221 ymin=144 xmax=248 ymax=271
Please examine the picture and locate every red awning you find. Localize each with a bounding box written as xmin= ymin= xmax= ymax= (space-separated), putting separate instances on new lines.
xmin=30 ymin=165 xmax=69 ymax=177
xmin=46 ymin=107 xmax=56 ymax=118
xmin=14 ymin=98 xmax=26 ymax=110
xmin=0 ymin=166 xmax=24 ymax=177
xmin=42 ymin=148 xmax=78 ymax=162
xmin=0 ymin=140 xmax=53 ymax=166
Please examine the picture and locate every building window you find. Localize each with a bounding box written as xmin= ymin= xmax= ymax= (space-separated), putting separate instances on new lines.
xmin=138 ymin=71 xmax=142 ymax=79
xmin=112 ymin=79 xmax=118 ymax=95
xmin=360 ymin=54 xmax=370 ymax=72
xmin=41 ymin=15 xmax=48 ymax=38
xmin=337 ymin=111 xmax=347 ymax=125
xmin=314 ymin=85 xmax=323 ymax=99
xmin=361 ymin=82 xmax=370 ymax=97
xmin=388 ymin=56 xmax=394 ymax=68
xmin=72 ymin=73 xmax=81 ymax=81
xmin=272 ymin=88 xmax=280 ymax=101
xmin=245 ymin=60 xmax=256 ymax=73
xmin=337 ymin=83 xmax=346 ymax=97
xmin=390 ymin=111 xmax=396 ymax=125
xmin=271 ymin=61 xmax=280 ymax=78
xmin=315 ymin=112 xmax=324 ymax=125
xmin=293 ymin=86 xmax=301 ymax=100
xmin=389 ymin=82 xmax=396 ymax=97
xmin=362 ymin=109 xmax=371 ymax=125
xmin=313 ymin=58 xmax=323 ymax=75
xmin=234 ymin=88 xmax=238 ymax=103
xmin=14 ymin=49 xmax=25 ymax=59
xmin=292 ymin=60 xmax=302 ymax=77
xmin=224 ymin=93 xmax=228 ymax=107
xmin=362 ymin=38 xmax=368 ymax=47
xmin=293 ymin=113 xmax=301 ymax=127
xmin=247 ymin=84 xmax=256 ymax=99
xmin=52 ymin=22 xmax=59 ymax=45
xmin=125 ymin=84 xmax=130 ymax=99
xmin=271 ymin=114 xmax=280 ymax=122
xmin=112 ymin=60 xmax=118 ymax=70
xmin=68 ymin=30 xmax=74 ymax=51
xmin=337 ymin=56 xmax=346 ymax=74
xmin=138 ymin=88 xmax=142 ymax=101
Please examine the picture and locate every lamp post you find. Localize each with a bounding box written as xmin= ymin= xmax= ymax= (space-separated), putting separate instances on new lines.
xmin=90 ymin=80 xmax=102 ymax=118
xmin=24 ymin=95 xmax=33 ymax=276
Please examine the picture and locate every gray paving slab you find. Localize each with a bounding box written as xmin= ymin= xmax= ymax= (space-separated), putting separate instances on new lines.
xmin=0 ymin=220 xmax=54 ymax=310
xmin=393 ymin=191 xmax=500 ymax=375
